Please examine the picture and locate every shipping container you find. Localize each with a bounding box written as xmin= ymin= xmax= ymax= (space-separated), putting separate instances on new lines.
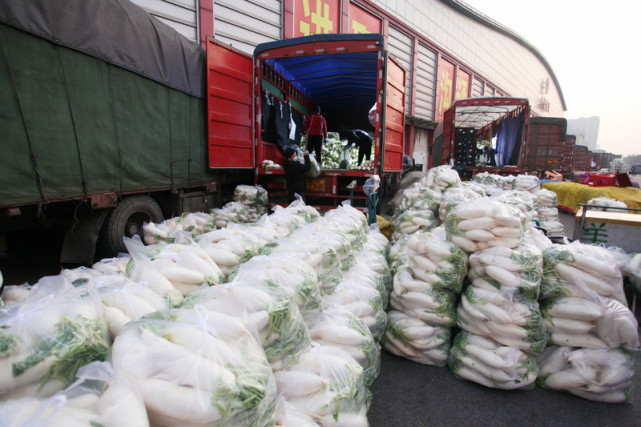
xmin=523 ymin=117 xmax=567 ymax=176
xmin=573 ymin=145 xmax=590 ymax=171
xmin=562 ymin=134 xmax=576 ymax=173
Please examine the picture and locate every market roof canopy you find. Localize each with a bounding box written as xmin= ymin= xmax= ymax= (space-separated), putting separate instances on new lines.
xmin=451 ymin=97 xmax=529 ymax=129
xmin=255 ymin=34 xmax=384 ymax=110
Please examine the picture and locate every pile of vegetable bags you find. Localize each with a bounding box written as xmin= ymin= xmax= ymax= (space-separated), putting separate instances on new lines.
xmin=320 ymin=132 xmax=374 ymax=170
xmin=586 ymin=196 xmax=628 ymax=212
xmin=384 ymin=231 xmax=468 ymax=366
xmin=533 ymin=188 xmax=564 ymax=237
xmin=538 ymin=242 xmax=640 ymax=402
xmin=0 ymin=278 xmax=110 ymax=401
xmin=449 ymin=243 xmax=547 ymax=390
xmin=0 ymin=361 xmax=148 ymax=426
xmin=143 ymin=184 xmax=269 ymax=244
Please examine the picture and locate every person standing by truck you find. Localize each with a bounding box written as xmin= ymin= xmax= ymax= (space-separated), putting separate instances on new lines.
xmin=283 ymin=148 xmax=311 ymax=203
xmin=302 ymin=106 xmax=327 ymax=166
xmin=340 ymin=129 xmax=373 ymax=165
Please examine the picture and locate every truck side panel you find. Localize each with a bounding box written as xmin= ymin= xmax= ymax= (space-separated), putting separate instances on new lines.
xmin=1 ymin=24 xmax=211 ymax=208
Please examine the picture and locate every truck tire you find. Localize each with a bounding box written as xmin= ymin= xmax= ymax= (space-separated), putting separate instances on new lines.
xmin=100 ymin=196 xmax=164 ymax=256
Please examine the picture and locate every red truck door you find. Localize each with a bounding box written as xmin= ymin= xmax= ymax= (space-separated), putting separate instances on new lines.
xmin=206 ymin=38 xmax=254 ymax=168
xmin=381 ymin=55 xmax=405 ymax=172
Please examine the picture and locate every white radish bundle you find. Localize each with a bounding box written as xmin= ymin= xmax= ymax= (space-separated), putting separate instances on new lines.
xmin=196 ymin=227 xmax=265 ymax=278
xmin=514 ymin=174 xmax=540 ymax=193
xmin=267 ymin=237 xmax=342 ymax=292
xmin=392 ymin=209 xmax=439 ymax=240
xmin=322 ymin=202 xmax=369 ymax=251
xmin=267 ymin=201 xmax=321 ymax=237
xmin=274 ymin=344 xmax=370 ymax=426
xmin=437 ymin=186 xmax=484 ymax=222
xmin=111 ymin=307 xmax=277 ymax=426
xmin=445 ymin=200 xmax=526 ymax=252
xmin=522 ymin=227 xmax=554 ymax=251
xmin=533 ymin=188 xmax=558 ymax=208
xmin=468 ymin=244 xmax=543 ymax=302
xmin=96 ymin=279 xmax=169 ymax=339
xmin=541 ymin=296 xmax=639 ymax=351
xmin=0 ymin=361 xmax=149 ymax=427
xmin=383 ymin=310 xmax=451 ymax=366
xmin=234 ymin=184 xmax=269 ymax=210
xmin=448 ymin=331 xmax=537 ymax=390
xmin=536 ymin=207 xmax=560 ymax=222
xmin=125 ymin=238 xmax=225 ymax=297
xmin=541 ymin=242 xmax=627 ymax=305
xmin=342 ymin=261 xmax=390 ymax=309
xmin=143 ymin=212 xmax=216 ymax=245
xmin=182 ymin=281 xmax=310 ymax=370
xmin=390 ymin=264 xmax=457 ymax=328
xmin=420 ymin=165 xmax=462 ymax=192
xmin=389 ymin=237 xmax=409 ymax=274
xmin=587 ymin=196 xmax=628 ymax=212
xmin=625 ymin=253 xmax=641 ymax=293
xmin=274 ymin=396 xmax=318 ymax=427
xmin=351 ymin=233 xmax=392 ymax=294
xmin=537 ymin=346 xmax=635 ymax=403
xmin=91 ymin=255 xmax=131 ymax=276
xmin=299 ymin=221 xmax=356 ymax=271
xmin=493 ymin=190 xmax=536 ymax=222
xmin=456 ymin=285 xmax=547 ymax=355
xmin=396 ymin=183 xmax=442 ymax=215
xmin=321 ymin=280 xmax=387 ymax=342
xmin=0 ymin=283 xmax=33 ymax=305
xmin=304 ymin=306 xmax=380 ymax=386
xmin=0 ymin=279 xmax=110 ymax=401
xmin=406 ymin=231 xmax=468 ymax=294
xmin=230 ymin=253 xmax=322 ymax=313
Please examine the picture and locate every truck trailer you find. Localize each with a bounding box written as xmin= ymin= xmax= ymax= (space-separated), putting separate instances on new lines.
xmin=438 ymin=97 xmax=530 ymax=179
xmin=523 ymin=117 xmax=567 ymax=177
xmin=0 ymin=0 xmax=404 ymax=263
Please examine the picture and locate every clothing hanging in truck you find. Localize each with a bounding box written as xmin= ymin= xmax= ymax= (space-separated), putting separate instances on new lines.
xmin=495 ymin=110 xmax=525 ymax=166
xmin=261 ymin=90 xmax=277 ymax=143
xmin=290 ymin=107 xmax=305 ymax=145
xmin=274 ymin=98 xmax=291 ymax=151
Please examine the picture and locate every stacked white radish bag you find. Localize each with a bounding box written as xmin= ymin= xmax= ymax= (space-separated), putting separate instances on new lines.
xmin=229 ymin=253 xmax=322 ymax=313
xmin=444 ymin=199 xmax=528 ymax=253
xmin=392 ymin=209 xmax=439 ymax=241
xmin=0 ymin=361 xmax=148 ymax=426
xmin=515 ymin=175 xmax=541 ymax=193
xmin=450 ymin=244 xmax=547 ymax=389
xmin=111 ymin=307 xmax=277 ymax=426
xmin=181 ymin=279 xmax=310 ymax=371
xmin=0 ymin=278 xmax=110 ymax=401
xmin=233 ymin=184 xmax=269 ymax=220
xmin=533 ymin=188 xmax=564 ymax=237
xmin=143 ymin=212 xmax=216 ymax=245
xmin=273 ymin=344 xmax=370 ymax=426
xmin=124 ymin=237 xmax=224 ymax=300
xmin=437 ymin=184 xmax=485 ymax=223
xmin=384 ymin=231 xmax=468 ymax=365
xmin=445 ymin=199 xmax=547 ymax=389
xmin=304 ymin=306 xmax=380 ymax=386
xmin=625 ymin=253 xmax=641 ymax=293
xmin=493 ymin=190 xmax=536 ymax=223
xmin=537 ymin=242 xmax=640 ymax=402
xmin=587 ymin=196 xmax=628 ymax=212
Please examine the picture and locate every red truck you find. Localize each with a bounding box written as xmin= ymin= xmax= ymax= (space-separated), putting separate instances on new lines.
xmin=1 ymin=0 xmax=405 ymax=264
xmin=573 ymin=145 xmax=590 ymax=171
xmin=562 ymin=134 xmax=576 ymax=173
xmin=438 ymin=97 xmax=530 ymax=179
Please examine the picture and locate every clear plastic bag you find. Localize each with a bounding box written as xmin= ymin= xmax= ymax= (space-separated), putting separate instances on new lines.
xmin=111 ymin=306 xmax=277 ymax=426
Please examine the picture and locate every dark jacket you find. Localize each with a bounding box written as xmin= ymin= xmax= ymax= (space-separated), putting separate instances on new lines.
xmin=284 ymin=154 xmax=311 ymax=194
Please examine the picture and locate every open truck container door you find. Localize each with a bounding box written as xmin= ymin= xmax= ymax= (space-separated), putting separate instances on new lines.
xmin=438 ymin=97 xmax=529 ymax=180
xmin=252 ymin=34 xmax=405 ymax=210
xmin=206 ymin=38 xmax=254 ymax=169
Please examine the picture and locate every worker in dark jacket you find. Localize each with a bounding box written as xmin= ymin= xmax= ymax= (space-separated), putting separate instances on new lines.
xmin=283 ymin=147 xmax=310 ymax=203
xmin=340 ymin=129 xmax=373 ymax=165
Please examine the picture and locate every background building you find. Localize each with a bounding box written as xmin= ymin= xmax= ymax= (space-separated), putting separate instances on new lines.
xmin=567 ymin=116 xmax=601 ymax=151
xmin=129 ymin=0 xmax=566 ymax=163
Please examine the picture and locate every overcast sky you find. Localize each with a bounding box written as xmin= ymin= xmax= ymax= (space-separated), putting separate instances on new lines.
xmin=461 ymin=0 xmax=641 ymax=156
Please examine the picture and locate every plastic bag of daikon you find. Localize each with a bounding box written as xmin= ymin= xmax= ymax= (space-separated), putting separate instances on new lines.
xmin=322 ymin=202 xmax=369 ymax=251
xmin=445 ymin=200 xmax=527 ymax=253
xmin=0 ymin=361 xmax=148 ymax=427
xmin=420 ymin=165 xmax=462 ymax=192
xmin=448 ymin=331 xmax=538 ymax=390
xmin=437 ymin=185 xmax=484 ymax=222
xmin=321 ymin=279 xmax=387 ymax=342
xmin=383 ymin=310 xmax=452 ymax=366
xmin=273 ymin=344 xmax=370 ymax=427
xmin=392 ymin=209 xmax=439 ymax=241
xmin=143 ymin=212 xmax=216 ymax=245
xmin=304 ymin=306 xmax=380 ymax=386
xmin=515 ymin=174 xmax=540 ymax=193
xmin=625 ymin=252 xmax=641 ymax=293
xmin=0 ymin=279 xmax=110 ymax=401
xmin=229 ymin=253 xmax=322 ymax=313
xmin=124 ymin=236 xmax=224 ymax=301
xmin=111 ymin=307 xmax=277 ymax=426
xmin=493 ymin=190 xmax=536 ymax=223
xmin=181 ymin=280 xmax=310 ymax=370
xmin=587 ymin=196 xmax=628 ymax=212
xmin=537 ymin=346 xmax=636 ymax=403
xmin=396 ymin=183 xmax=442 ymax=215
xmin=541 ymin=242 xmax=628 ymax=305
